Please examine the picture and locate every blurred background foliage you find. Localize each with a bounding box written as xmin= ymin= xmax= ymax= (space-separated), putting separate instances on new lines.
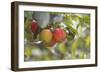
xmin=24 ymin=11 xmax=90 ymax=61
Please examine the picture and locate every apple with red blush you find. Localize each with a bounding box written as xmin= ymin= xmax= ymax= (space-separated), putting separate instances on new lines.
xmin=53 ymin=28 xmax=66 ymax=42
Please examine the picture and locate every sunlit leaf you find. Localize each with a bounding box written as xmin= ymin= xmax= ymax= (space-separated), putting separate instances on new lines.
xmin=80 ymin=52 xmax=86 ymax=59
xmin=64 ymin=14 xmax=73 ymax=27
xmin=66 ymin=27 xmax=77 ymax=40
xmin=25 ymin=48 xmax=32 ymax=57
xmin=85 ymin=36 xmax=90 ymax=48
xmin=71 ymin=40 xmax=78 ymax=59
xmin=57 ymin=43 xmax=67 ymax=54
xmin=83 ymin=15 xmax=90 ymax=25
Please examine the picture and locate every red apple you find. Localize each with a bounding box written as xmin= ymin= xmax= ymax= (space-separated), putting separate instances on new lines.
xmin=53 ymin=28 xmax=66 ymax=42
xmin=31 ymin=20 xmax=38 ymax=33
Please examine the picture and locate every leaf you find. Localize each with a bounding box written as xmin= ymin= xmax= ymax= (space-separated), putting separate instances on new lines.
xmin=24 ymin=19 xmax=33 ymax=41
xmin=67 ymin=34 xmax=75 ymax=40
xmin=57 ymin=43 xmax=67 ymax=54
xmin=66 ymin=27 xmax=77 ymax=40
xmin=42 ymin=49 xmax=52 ymax=60
xmin=64 ymin=14 xmax=73 ymax=27
xmin=24 ymin=48 xmax=32 ymax=57
xmin=24 ymin=11 xmax=33 ymax=20
xmin=77 ymin=14 xmax=90 ymax=28
xmin=71 ymin=40 xmax=78 ymax=59
xmin=83 ymin=15 xmax=90 ymax=25
xmin=80 ymin=52 xmax=86 ymax=59
xmin=85 ymin=36 xmax=90 ymax=48
xmin=71 ymin=14 xmax=80 ymax=24
xmin=42 ymin=55 xmax=52 ymax=60
xmin=76 ymin=17 xmax=84 ymax=28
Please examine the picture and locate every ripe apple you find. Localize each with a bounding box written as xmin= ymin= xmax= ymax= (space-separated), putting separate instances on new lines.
xmin=47 ymin=38 xmax=57 ymax=47
xmin=31 ymin=20 xmax=38 ymax=33
xmin=53 ymin=28 xmax=66 ymax=42
xmin=40 ymin=29 xmax=53 ymax=43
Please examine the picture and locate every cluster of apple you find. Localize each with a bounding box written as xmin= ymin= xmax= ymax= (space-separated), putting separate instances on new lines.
xmin=31 ymin=20 xmax=67 ymax=47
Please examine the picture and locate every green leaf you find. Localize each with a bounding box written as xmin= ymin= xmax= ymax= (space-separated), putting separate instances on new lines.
xmin=80 ymin=52 xmax=86 ymax=59
xmin=71 ymin=40 xmax=78 ymax=59
xmin=42 ymin=49 xmax=52 ymax=60
xmin=85 ymin=36 xmax=90 ymax=48
xmin=83 ymin=15 xmax=90 ymax=24
xmin=66 ymin=27 xmax=77 ymax=40
xmin=77 ymin=18 xmax=84 ymax=28
xmin=77 ymin=14 xmax=90 ymax=28
xmin=57 ymin=43 xmax=67 ymax=54
xmin=24 ymin=48 xmax=32 ymax=57
xmin=24 ymin=11 xmax=33 ymax=20
xmin=24 ymin=19 xmax=33 ymax=41
xmin=64 ymin=14 xmax=73 ymax=27
xmin=67 ymin=35 xmax=74 ymax=40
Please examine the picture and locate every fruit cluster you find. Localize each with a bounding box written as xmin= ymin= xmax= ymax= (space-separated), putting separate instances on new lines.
xmin=31 ymin=20 xmax=67 ymax=47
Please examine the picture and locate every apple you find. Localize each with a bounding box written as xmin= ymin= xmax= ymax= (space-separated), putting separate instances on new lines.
xmin=31 ymin=20 xmax=38 ymax=33
xmin=53 ymin=28 xmax=66 ymax=42
xmin=48 ymin=38 xmax=57 ymax=47
xmin=40 ymin=29 xmax=53 ymax=43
